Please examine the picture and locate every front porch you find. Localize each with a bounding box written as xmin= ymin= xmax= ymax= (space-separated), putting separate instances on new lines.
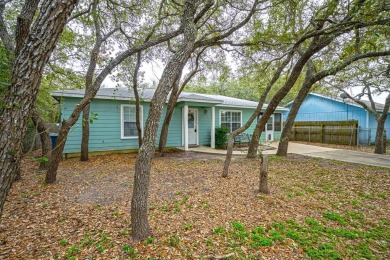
xmin=181 ymin=104 xmax=216 ymax=151
xmin=177 ymin=144 xmax=278 ymax=156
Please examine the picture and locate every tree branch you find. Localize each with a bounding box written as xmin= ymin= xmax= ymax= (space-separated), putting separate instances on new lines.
xmin=67 ymin=1 xmax=93 ymax=23
xmin=85 ymin=0 xmax=101 ymax=89
xmin=0 ymin=2 xmax=14 ymax=51
xmin=195 ymin=0 xmax=260 ymax=47
xmin=132 ymin=51 xmax=143 ymax=146
xmin=14 ymin=0 xmax=41 ymax=56
xmin=179 ymin=46 xmax=208 ymax=93
xmin=194 ymin=0 xmax=214 ymax=24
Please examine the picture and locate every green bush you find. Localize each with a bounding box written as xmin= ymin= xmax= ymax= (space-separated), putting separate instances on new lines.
xmin=215 ymin=127 xmax=229 ymax=149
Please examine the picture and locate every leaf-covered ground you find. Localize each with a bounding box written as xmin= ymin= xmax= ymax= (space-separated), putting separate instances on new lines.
xmin=1 ymin=151 xmax=389 ymax=259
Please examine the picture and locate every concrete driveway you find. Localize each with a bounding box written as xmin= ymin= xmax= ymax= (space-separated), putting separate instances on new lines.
xmin=187 ymin=142 xmax=390 ymax=168
xmin=264 ymin=142 xmax=390 ymax=169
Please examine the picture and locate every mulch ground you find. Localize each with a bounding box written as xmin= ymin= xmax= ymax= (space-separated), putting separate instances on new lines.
xmin=0 ymin=151 xmax=389 ymax=259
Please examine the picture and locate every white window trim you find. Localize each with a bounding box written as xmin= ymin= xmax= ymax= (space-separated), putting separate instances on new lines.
xmin=219 ymin=109 xmax=242 ymax=132
xmin=120 ymin=104 xmax=143 ymax=139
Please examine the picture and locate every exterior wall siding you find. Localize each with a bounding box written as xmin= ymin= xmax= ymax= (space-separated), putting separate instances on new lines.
xmin=287 ymin=94 xmax=390 ymax=143
xmin=156 ymin=106 xmax=183 ymax=147
xmin=61 ymin=98 xmax=184 ymax=153
xmin=61 ymin=98 xmax=284 ymax=154
xmin=215 ymin=106 xmax=283 ymax=143
xmin=293 ymin=95 xmax=367 ymax=123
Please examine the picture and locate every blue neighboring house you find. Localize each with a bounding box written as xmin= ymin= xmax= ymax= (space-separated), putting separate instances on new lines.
xmin=285 ymin=93 xmax=390 ymax=144
xmin=52 ymin=88 xmax=288 ymax=157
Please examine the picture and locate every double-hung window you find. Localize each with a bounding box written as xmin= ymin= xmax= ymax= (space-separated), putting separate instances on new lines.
xmin=220 ymin=110 xmax=242 ymax=132
xmin=121 ymin=104 xmax=143 ymax=139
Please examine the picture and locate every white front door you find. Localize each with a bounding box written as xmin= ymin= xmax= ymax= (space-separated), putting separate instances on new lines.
xmin=265 ymin=115 xmax=274 ymax=141
xmin=188 ymin=109 xmax=198 ymax=145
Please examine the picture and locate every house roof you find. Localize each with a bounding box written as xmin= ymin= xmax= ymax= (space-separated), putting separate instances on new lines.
xmin=51 ymin=87 xmax=288 ymax=111
xmin=285 ymin=92 xmax=386 ymax=112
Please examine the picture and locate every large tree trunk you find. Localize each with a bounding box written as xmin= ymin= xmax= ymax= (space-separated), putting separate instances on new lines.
xmin=31 ymin=109 xmax=52 ymax=170
xmin=80 ymin=104 xmax=90 ymax=161
xmin=374 ymin=94 xmax=390 ymax=154
xmin=276 ymin=61 xmax=316 ymax=156
xmin=131 ymin=0 xmax=197 ymax=241
xmin=0 ymin=0 xmax=78 ymax=224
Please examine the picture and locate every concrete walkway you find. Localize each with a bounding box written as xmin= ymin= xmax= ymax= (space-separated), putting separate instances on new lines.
xmin=185 ymin=142 xmax=390 ymax=169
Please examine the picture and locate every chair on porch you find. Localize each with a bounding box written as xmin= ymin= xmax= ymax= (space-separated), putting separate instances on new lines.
xmin=234 ymin=133 xmax=252 ymax=147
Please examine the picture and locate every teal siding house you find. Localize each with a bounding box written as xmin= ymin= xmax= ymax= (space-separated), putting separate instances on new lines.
xmin=286 ymin=93 xmax=390 ymax=144
xmin=52 ymin=88 xmax=287 ymax=156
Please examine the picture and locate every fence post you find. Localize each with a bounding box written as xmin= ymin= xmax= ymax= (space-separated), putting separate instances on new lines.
xmin=321 ymin=124 xmax=324 ymax=143
xmin=293 ymin=125 xmax=296 ymax=141
xmin=309 ymin=127 xmax=311 ymax=142
xmin=369 ymin=129 xmax=371 ymax=144
xmin=354 ymin=122 xmax=358 ymax=146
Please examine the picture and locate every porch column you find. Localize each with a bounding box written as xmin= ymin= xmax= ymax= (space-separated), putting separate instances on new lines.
xmin=211 ymin=106 xmax=215 ymax=148
xmin=184 ymin=105 xmax=189 ymax=151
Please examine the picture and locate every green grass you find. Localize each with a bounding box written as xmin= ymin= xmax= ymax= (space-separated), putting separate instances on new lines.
xmin=61 ymin=231 xmax=114 ymax=258
xmin=145 ymin=237 xmax=155 ymax=245
xmin=59 ymin=239 xmax=68 ymax=246
xmin=184 ymin=222 xmax=192 ymax=230
xmin=122 ymin=245 xmax=137 ymax=257
xmin=323 ymin=211 xmax=347 ymax=225
xmin=212 ymin=226 xmax=225 ymax=235
xmin=207 ymin=214 xmax=388 ymax=259
xmin=169 ymin=235 xmax=180 ymax=247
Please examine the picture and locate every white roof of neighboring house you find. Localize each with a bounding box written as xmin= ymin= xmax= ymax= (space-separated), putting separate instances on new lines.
xmin=285 ymin=92 xmax=386 ymax=112
xmin=52 ymin=87 xmax=288 ymax=111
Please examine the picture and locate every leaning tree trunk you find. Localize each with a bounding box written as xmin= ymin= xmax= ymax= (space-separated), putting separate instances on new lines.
xmin=277 ymin=60 xmax=316 ymax=156
xmin=374 ymin=96 xmax=390 ymax=154
xmin=80 ymin=104 xmax=90 ymax=161
xmin=131 ymin=0 xmax=197 ymax=241
xmin=0 ymin=0 xmax=78 ymax=224
xmin=45 ymin=111 xmax=83 ymax=183
xmin=158 ymin=78 xmax=180 ymax=153
xmin=79 ymin=1 xmax=98 ymax=162
xmin=132 ymin=52 xmax=143 ymax=147
xmin=221 ymin=52 xmax=294 ymax=177
xmin=43 ymin=0 xmax=191 ymax=183
xmin=247 ymin=35 xmax=336 ymax=158
xmin=159 ymin=46 xmax=208 ymax=153
xmin=31 ymin=109 xmax=52 ymax=170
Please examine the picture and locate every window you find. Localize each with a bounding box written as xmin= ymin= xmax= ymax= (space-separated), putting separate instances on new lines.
xmin=121 ymin=105 xmax=143 ymax=139
xmin=259 ymin=113 xmax=282 ymax=131
xmin=274 ymin=113 xmax=282 ymax=131
xmin=220 ymin=110 xmax=242 ymax=132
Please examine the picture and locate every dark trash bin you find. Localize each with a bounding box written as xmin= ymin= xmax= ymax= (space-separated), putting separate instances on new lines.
xmin=50 ymin=133 xmax=58 ymax=150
